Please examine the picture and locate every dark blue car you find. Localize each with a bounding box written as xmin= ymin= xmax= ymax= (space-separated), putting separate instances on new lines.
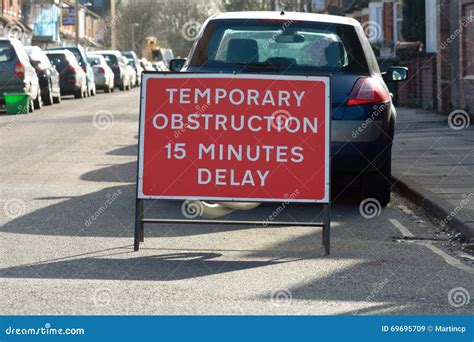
xmin=170 ymin=11 xmax=408 ymax=206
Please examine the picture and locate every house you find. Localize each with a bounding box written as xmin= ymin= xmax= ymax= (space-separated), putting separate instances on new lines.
xmin=319 ymin=0 xmax=474 ymax=115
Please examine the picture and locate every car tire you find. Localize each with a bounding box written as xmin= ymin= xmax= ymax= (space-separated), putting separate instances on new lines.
xmin=29 ymin=97 xmax=34 ymax=113
xmin=362 ymin=153 xmax=392 ymax=207
xmin=119 ymin=82 xmax=125 ymax=91
xmin=53 ymin=94 xmax=61 ymax=104
xmin=43 ymin=83 xmax=53 ymax=106
xmin=33 ymin=93 xmax=42 ymax=110
xmin=104 ymin=85 xmax=111 ymax=93
xmin=75 ymin=87 xmax=83 ymax=99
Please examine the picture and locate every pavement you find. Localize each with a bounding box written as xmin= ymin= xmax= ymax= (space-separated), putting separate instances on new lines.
xmin=0 ymin=90 xmax=473 ymax=315
xmin=392 ymin=107 xmax=474 ymax=241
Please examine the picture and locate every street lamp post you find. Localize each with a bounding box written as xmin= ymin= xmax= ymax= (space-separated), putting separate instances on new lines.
xmin=131 ymin=23 xmax=139 ymax=53
xmin=75 ymin=0 xmax=79 ymax=46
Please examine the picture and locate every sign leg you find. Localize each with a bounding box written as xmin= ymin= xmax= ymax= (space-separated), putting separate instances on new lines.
xmin=134 ymin=199 xmax=143 ymax=251
xmin=322 ymin=204 xmax=331 ymax=255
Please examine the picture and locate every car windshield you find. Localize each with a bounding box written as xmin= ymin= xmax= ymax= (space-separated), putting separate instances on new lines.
xmin=189 ymin=19 xmax=368 ymax=73
xmin=0 ymin=42 xmax=14 ymax=62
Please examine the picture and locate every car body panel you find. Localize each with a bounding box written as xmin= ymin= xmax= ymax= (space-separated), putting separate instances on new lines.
xmin=46 ymin=45 xmax=95 ymax=94
xmin=25 ymin=45 xmax=61 ymax=101
xmin=181 ymin=11 xmax=398 ymax=177
xmin=0 ymin=38 xmax=40 ymax=104
xmin=45 ymin=50 xmax=86 ymax=96
xmin=87 ymin=54 xmax=114 ymax=90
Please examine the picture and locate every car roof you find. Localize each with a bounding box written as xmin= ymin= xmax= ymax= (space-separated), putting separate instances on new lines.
xmin=93 ymin=50 xmax=121 ymax=56
xmin=45 ymin=49 xmax=75 ymax=58
xmin=209 ymin=11 xmax=360 ymax=27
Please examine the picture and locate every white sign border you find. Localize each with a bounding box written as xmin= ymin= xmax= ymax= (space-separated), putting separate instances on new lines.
xmin=137 ymin=73 xmax=331 ymax=204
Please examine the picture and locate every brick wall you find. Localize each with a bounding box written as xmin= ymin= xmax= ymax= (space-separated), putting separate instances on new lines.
xmin=383 ymin=2 xmax=394 ymax=44
xmin=397 ymin=54 xmax=438 ymax=110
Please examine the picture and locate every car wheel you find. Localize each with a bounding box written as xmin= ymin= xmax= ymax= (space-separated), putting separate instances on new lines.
xmin=104 ymin=85 xmax=111 ymax=93
xmin=29 ymin=97 xmax=34 ymax=113
xmin=362 ymin=153 xmax=392 ymax=207
xmin=119 ymin=83 xmax=125 ymax=91
xmin=75 ymin=87 xmax=83 ymax=99
xmin=43 ymin=83 xmax=53 ymax=106
xmin=33 ymin=93 xmax=42 ymax=110
xmin=53 ymin=86 xmax=62 ymax=104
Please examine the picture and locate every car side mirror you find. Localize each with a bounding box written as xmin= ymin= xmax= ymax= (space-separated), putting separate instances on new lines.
xmin=169 ymin=58 xmax=186 ymax=72
xmin=383 ymin=66 xmax=408 ymax=82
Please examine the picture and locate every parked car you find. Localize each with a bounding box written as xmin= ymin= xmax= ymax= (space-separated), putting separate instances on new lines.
xmin=0 ymin=38 xmax=41 ymax=111
xmin=92 ymin=50 xmax=132 ymax=91
xmin=122 ymin=50 xmax=142 ymax=86
xmin=46 ymin=45 xmax=96 ymax=97
xmin=170 ymin=11 xmax=408 ymax=206
xmin=87 ymin=54 xmax=114 ymax=93
xmin=161 ymin=48 xmax=174 ymax=68
xmin=45 ymin=50 xmax=87 ymax=99
xmin=25 ymin=46 xmax=61 ymax=105
xmin=123 ymin=56 xmax=137 ymax=88
xmin=139 ymin=58 xmax=155 ymax=72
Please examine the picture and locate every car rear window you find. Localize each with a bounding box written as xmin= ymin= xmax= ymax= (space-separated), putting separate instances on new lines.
xmin=47 ymin=53 xmax=69 ymax=71
xmin=189 ymin=19 xmax=368 ymax=73
xmin=88 ymin=56 xmax=101 ymax=65
xmin=0 ymin=42 xmax=15 ymax=62
xmin=101 ymin=54 xmax=118 ymax=66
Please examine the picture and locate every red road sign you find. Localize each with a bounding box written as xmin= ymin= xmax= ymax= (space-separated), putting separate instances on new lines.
xmin=138 ymin=73 xmax=330 ymax=203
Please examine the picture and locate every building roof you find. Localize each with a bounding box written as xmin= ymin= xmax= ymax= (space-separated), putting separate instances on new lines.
xmin=210 ymin=11 xmax=360 ymax=27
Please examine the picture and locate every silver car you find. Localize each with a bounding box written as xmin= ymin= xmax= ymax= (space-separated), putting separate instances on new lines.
xmin=0 ymin=38 xmax=41 ymax=112
xmin=87 ymin=54 xmax=114 ymax=93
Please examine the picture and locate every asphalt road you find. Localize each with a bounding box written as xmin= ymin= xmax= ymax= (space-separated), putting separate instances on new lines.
xmin=0 ymin=89 xmax=472 ymax=315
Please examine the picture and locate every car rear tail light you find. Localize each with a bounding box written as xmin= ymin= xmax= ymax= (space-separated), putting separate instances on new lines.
xmin=15 ymin=61 xmax=25 ymax=77
xmin=68 ymin=65 xmax=76 ymax=73
xmin=347 ymin=77 xmax=390 ymax=106
xmin=98 ymin=66 xmax=105 ymax=74
xmin=81 ymin=65 xmax=87 ymax=72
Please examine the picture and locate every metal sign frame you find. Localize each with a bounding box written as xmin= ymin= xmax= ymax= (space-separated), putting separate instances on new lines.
xmin=134 ymin=72 xmax=332 ymax=255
